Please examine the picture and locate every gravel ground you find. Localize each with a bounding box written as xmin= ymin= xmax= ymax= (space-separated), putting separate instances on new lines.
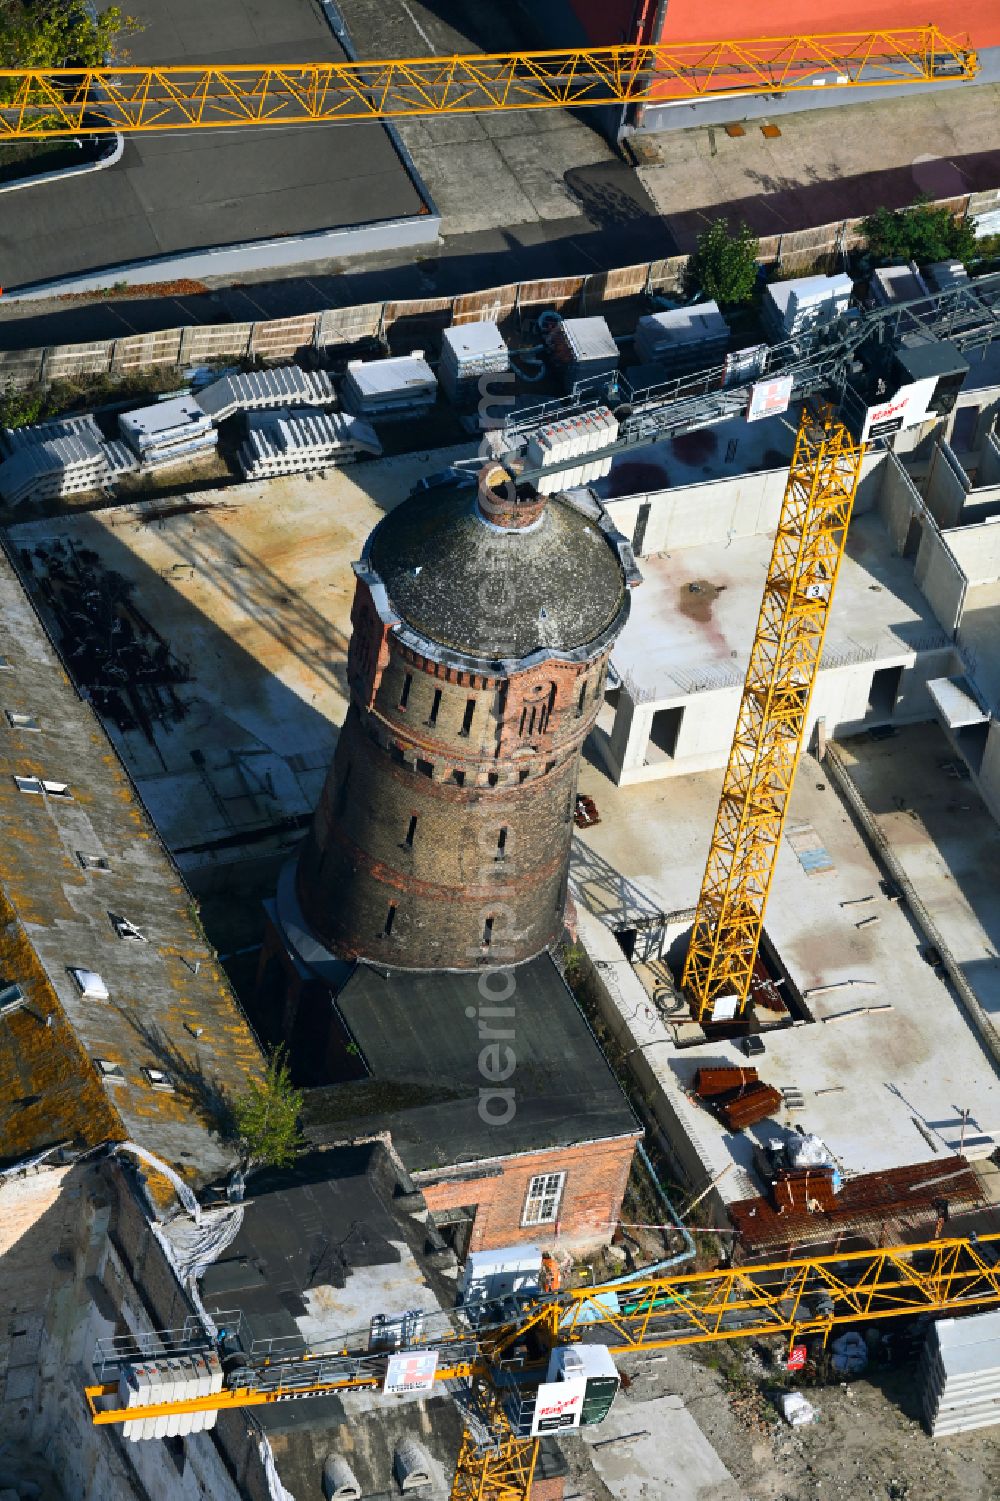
xmin=562 ymin=1340 xmax=1000 ymax=1501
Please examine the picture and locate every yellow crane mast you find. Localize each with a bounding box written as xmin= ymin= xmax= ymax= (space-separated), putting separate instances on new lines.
xmin=0 ymin=27 xmax=976 ymax=139
xmin=682 ymin=406 xmax=864 ymax=1023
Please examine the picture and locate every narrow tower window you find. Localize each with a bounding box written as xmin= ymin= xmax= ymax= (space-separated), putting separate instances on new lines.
xmin=399 ymin=673 xmax=412 ymax=709
xmin=404 ymin=814 xmax=418 ymax=847
xmin=384 ymin=903 xmax=397 ymax=937
xmin=577 ymin=680 xmax=587 ymax=716
xmin=496 ymin=827 xmax=508 ymax=861
xmin=482 ymin=916 xmax=494 ymax=949
xmin=460 ymin=698 xmax=476 ymax=737
xmin=429 ymin=689 xmax=442 ymax=726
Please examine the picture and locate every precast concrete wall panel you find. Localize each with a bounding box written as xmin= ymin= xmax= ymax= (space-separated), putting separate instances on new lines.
xmin=249 ymin=315 xmax=319 ymax=360
xmin=915 ymin=527 xmax=967 ymax=635
xmin=186 ymin=324 xmax=255 ymax=362
xmin=944 ymin=519 xmax=1000 ymax=586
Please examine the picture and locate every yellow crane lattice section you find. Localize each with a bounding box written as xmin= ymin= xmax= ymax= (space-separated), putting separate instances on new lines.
xmin=0 ymin=27 xmax=976 ymax=139
xmin=682 ymin=405 xmax=865 ymax=1023
xmin=85 ymin=1232 xmax=1000 ymax=1428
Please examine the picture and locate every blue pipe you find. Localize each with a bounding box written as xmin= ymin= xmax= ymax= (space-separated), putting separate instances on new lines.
xmin=601 ymin=1141 xmax=695 ymax=1285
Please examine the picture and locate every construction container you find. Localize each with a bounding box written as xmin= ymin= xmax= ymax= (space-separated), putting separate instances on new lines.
xmin=869 ymin=261 xmax=929 ymax=307
xmin=440 ymin=320 xmax=510 ymax=408
xmin=342 ymin=353 xmax=437 ymax=419
xmin=634 ymin=301 xmax=729 ymax=375
xmin=545 ymin=316 xmax=619 ymax=392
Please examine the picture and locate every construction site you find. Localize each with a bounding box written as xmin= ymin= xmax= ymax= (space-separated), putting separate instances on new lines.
xmin=4 ymin=7 xmax=1000 ymax=1501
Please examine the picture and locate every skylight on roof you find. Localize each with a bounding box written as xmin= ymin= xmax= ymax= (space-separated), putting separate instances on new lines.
xmin=143 ymin=1066 xmax=175 ymax=1092
xmin=6 ymin=711 xmax=39 ymax=732
xmin=96 ymin=1059 xmax=125 ymax=1083
xmin=68 ymin=968 xmax=109 ymax=1000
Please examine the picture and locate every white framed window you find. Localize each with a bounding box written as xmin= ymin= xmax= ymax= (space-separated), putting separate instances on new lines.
xmin=6 ymin=711 xmax=40 ymax=732
xmin=521 ymin=1171 xmax=566 ymax=1227
xmin=96 ymin=1059 xmax=126 ymax=1084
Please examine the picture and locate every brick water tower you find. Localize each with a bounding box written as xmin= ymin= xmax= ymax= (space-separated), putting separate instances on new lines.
xmin=294 ymin=464 xmax=639 ymax=969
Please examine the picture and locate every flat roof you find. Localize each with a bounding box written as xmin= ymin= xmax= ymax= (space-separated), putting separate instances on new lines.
xmin=197 ymin=1140 xmax=463 ymax=1493
xmin=306 ymin=954 xmax=639 ymax=1174
xmin=613 ymin=511 xmax=943 ymax=703
xmin=1 ymin=0 xmax=425 ymax=291
xmin=0 ymin=536 xmax=261 ymax=1185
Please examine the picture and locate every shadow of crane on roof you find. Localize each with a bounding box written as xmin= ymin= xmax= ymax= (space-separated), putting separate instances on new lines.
xmin=140 ymin=509 xmax=350 ymax=697
xmin=569 ymin=835 xmax=666 ymax=931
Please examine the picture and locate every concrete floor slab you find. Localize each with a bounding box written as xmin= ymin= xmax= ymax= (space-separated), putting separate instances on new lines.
xmin=572 ymin=743 xmax=1000 ymax=1190
xmin=613 ymin=511 xmax=940 ymax=703
xmin=581 ymin=1394 xmax=742 ymax=1501
xmin=8 ymin=445 xmax=468 ymax=865
xmin=838 ymin=722 xmax=1000 ymax=1019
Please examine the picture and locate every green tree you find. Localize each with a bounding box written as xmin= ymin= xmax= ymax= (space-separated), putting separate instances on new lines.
xmin=0 ymin=382 xmax=52 ymax=428
xmin=860 ymin=198 xmax=978 ymax=267
xmin=687 ymin=219 xmax=760 ymax=305
xmin=232 ymin=1045 xmax=304 ymax=1169
xmin=0 ymin=2 xmax=141 ymax=101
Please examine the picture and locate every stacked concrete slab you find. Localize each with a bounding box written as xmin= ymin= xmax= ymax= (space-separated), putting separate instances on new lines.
xmin=921 ymin=1309 xmax=1000 ymax=1436
xmin=634 ymin=301 xmax=729 ymax=375
xmin=119 ymin=396 xmax=218 ymax=471
xmin=0 ymin=415 xmax=126 ymax=504
xmin=546 ymin=316 xmax=619 ymax=392
xmin=236 ymin=409 xmax=382 ymax=480
xmin=440 ymin=320 xmax=510 ymax=407
xmin=762 ymin=273 xmax=853 ymax=341
xmin=342 ymin=354 xmax=437 ymax=419
xmin=195 ymin=366 xmax=336 ymax=423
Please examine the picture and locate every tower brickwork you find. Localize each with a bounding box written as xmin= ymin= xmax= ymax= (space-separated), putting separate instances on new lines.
xmin=296 ymin=465 xmax=638 ymax=969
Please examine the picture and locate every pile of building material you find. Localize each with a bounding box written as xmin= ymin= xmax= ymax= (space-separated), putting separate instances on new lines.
xmin=693 ymin=1064 xmax=782 ymax=1130
xmin=694 ymin=1065 xmax=759 ymax=1097
xmin=525 ymin=407 xmax=619 ymax=495
xmin=870 ymin=261 xmax=930 ymax=307
xmin=762 ymin=273 xmax=853 ymax=341
xmin=921 ymin=1309 xmax=1000 ymax=1436
xmin=236 ymin=408 xmax=381 ymax=480
xmin=728 ymin=1154 xmax=983 ymax=1255
xmin=634 ymin=301 xmax=729 ymax=374
xmin=119 ymin=396 xmax=218 ymax=470
xmin=0 ymin=415 xmax=128 ymax=504
xmin=440 ymin=320 xmax=510 ymax=406
xmin=924 ymin=260 xmax=970 ymax=294
xmin=195 ymin=366 xmax=336 ymax=423
xmin=342 ymin=353 xmax=437 ymax=419
xmin=545 ymin=316 xmax=619 ymax=391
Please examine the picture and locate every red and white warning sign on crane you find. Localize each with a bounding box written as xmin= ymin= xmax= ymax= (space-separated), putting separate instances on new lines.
xmin=383 ymin=1351 xmax=439 ymax=1395
xmin=530 ymin=1378 xmax=587 ymax=1435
